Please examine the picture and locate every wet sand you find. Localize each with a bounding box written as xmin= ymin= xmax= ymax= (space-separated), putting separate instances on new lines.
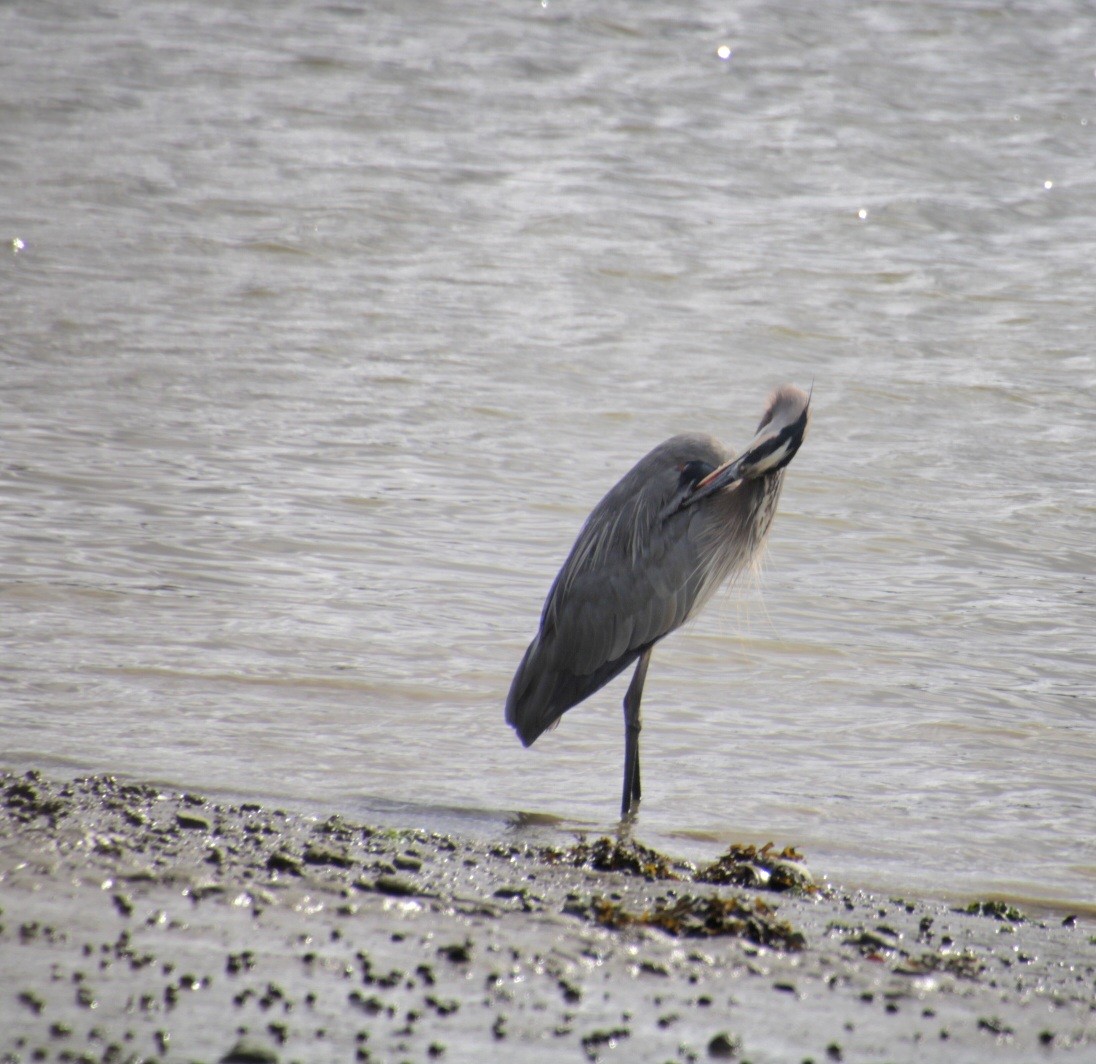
xmin=0 ymin=770 xmax=1093 ymax=1063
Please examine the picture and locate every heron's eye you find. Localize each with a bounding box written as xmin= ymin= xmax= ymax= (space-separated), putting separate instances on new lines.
xmin=679 ymin=460 xmax=714 ymax=487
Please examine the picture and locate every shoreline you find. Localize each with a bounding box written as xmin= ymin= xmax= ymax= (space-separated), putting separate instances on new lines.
xmin=1 ymin=768 xmax=1093 ymax=1063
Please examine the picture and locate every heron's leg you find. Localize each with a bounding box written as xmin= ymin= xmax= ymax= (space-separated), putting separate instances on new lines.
xmin=621 ymin=647 xmax=652 ymax=818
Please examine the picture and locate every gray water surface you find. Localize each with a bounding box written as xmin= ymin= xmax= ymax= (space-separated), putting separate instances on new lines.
xmin=2 ymin=0 xmax=1094 ymax=907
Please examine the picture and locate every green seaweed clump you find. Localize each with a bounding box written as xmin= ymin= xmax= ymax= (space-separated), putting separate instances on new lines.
xmin=544 ymin=837 xmax=683 ymax=881
xmin=965 ymin=900 xmax=1025 ymax=923
xmin=696 ymin=842 xmax=815 ymax=894
xmin=591 ymin=892 xmax=805 ymax=950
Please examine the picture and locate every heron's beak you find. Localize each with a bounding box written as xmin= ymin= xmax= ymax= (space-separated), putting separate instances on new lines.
xmin=685 ymin=392 xmax=810 ymax=506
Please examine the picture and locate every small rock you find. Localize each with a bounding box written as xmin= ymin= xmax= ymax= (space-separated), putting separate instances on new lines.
xmin=302 ymin=846 xmax=354 ymax=869
xmin=374 ymin=875 xmax=416 ymax=897
xmin=17 ymin=990 xmax=45 ymax=1015
xmin=220 ymin=1040 xmax=278 ymax=1063
xmin=177 ymin=812 xmax=211 ymax=830
xmin=438 ymin=939 xmax=472 ymax=963
xmin=266 ymin=852 xmax=303 ymax=876
xmin=708 ymin=1031 xmax=742 ymax=1058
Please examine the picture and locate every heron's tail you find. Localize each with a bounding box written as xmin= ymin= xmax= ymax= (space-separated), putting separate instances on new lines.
xmin=505 ymin=634 xmax=642 ymax=747
xmin=505 ymin=636 xmax=560 ymax=747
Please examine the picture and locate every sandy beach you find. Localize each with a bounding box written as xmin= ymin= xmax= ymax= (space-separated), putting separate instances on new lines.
xmin=0 ymin=769 xmax=1093 ymax=1063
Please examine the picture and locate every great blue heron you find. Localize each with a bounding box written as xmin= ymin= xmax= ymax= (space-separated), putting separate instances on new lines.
xmin=506 ymin=384 xmax=810 ymax=817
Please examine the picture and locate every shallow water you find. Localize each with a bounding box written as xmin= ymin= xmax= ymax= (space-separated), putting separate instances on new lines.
xmin=2 ymin=0 xmax=1094 ymax=906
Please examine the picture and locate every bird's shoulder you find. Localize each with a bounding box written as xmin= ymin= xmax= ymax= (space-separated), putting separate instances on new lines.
xmin=566 ymin=432 xmax=729 ymax=562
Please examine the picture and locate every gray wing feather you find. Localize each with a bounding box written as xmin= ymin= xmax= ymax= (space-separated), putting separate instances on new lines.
xmin=507 ymin=488 xmax=707 ymax=743
xmin=546 ymin=499 xmax=697 ymax=671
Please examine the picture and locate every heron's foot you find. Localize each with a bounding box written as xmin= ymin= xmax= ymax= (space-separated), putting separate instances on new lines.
xmin=617 ymin=797 xmax=640 ymax=835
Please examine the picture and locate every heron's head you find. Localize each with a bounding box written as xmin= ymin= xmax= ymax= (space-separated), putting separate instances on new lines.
xmin=684 ymin=384 xmax=810 ymax=507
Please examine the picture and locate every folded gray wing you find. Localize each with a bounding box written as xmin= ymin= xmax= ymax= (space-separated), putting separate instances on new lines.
xmin=506 ymin=484 xmax=707 ymax=745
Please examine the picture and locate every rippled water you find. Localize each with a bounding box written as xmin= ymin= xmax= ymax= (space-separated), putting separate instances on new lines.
xmin=2 ymin=0 xmax=1094 ymax=908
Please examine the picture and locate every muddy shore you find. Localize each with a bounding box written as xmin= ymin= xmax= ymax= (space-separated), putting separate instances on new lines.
xmin=0 ymin=770 xmax=1093 ymax=1063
